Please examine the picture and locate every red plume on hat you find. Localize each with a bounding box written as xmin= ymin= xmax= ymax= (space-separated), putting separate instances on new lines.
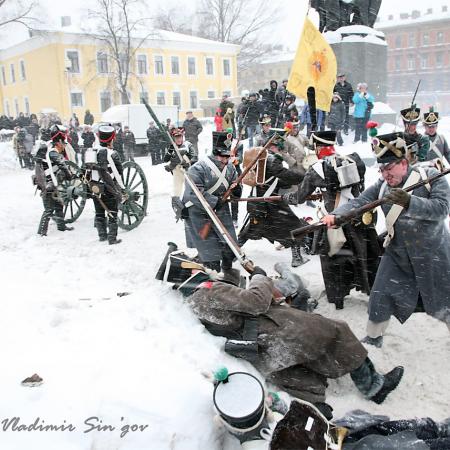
xmin=366 ymin=120 xmax=379 ymax=137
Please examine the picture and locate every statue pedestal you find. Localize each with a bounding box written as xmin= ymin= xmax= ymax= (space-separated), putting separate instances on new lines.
xmin=326 ymin=25 xmax=388 ymax=102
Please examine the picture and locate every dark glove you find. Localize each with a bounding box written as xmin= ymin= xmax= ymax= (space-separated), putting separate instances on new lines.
xmin=164 ymin=164 xmax=173 ymax=173
xmin=385 ymin=188 xmax=411 ymax=209
xmin=214 ymin=198 xmax=227 ymax=211
xmin=250 ymin=266 xmax=267 ymax=279
xmin=181 ymin=160 xmax=190 ymax=169
xmin=281 ymin=192 xmax=298 ymax=205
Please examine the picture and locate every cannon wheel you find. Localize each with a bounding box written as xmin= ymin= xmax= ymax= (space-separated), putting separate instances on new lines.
xmin=62 ymin=161 xmax=87 ymax=224
xmin=118 ymin=161 xmax=148 ymax=230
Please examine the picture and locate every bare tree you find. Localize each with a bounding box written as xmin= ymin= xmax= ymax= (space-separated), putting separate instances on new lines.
xmin=0 ymin=0 xmax=36 ymax=29
xmin=153 ymin=6 xmax=194 ymax=35
xmin=87 ymin=0 xmax=155 ymax=104
xmin=196 ymin=0 xmax=281 ymax=70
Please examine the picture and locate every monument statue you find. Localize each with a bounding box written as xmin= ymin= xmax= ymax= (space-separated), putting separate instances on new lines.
xmin=311 ymin=0 xmax=382 ymax=32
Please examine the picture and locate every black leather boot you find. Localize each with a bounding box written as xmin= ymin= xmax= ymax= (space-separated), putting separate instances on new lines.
xmin=95 ymin=217 xmax=108 ymax=242
xmin=108 ymin=222 xmax=122 ymax=245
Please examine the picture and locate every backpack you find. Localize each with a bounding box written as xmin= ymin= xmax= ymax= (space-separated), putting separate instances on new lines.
xmin=323 ymin=152 xmax=365 ymax=192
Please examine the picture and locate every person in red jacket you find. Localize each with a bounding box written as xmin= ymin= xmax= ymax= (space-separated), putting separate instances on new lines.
xmin=214 ymin=109 xmax=223 ymax=131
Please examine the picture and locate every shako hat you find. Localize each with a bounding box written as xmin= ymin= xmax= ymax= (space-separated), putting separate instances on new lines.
xmin=400 ymin=106 xmax=420 ymax=124
xmin=212 ymin=131 xmax=233 ymax=156
xmin=267 ymin=128 xmax=285 ymax=150
xmin=170 ymin=127 xmax=184 ymax=137
xmin=259 ymin=114 xmax=272 ymax=125
xmin=371 ymin=132 xmax=408 ymax=164
xmin=423 ymin=107 xmax=439 ymax=125
xmin=98 ymin=124 xmax=116 ymax=145
xmin=50 ymin=124 xmax=67 ymax=143
xmin=310 ymin=130 xmax=336 ymax=147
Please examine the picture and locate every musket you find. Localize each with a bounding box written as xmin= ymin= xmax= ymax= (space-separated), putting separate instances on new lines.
xmin=198 ymin=131 xmax=285 ymax=240
xmin=230 ymin=193 xmax=323 ymax=203
xmin=405 ymin=80 xmax=421 ymax=135
xmin=141 ymin=96 xmax=254 ymax=274
xmin=290 ymin=168 xmax=450 ymax=239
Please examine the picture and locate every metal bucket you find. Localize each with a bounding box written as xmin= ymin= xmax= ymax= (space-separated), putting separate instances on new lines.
xmin=335 ymin=159 xmax=360 ymax=188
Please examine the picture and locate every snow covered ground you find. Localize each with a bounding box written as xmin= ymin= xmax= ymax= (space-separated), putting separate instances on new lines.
xmin=0 ymin=122 xmax=449 ymax=450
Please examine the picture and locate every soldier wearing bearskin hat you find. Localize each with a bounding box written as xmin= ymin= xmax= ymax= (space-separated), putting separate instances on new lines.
xmin=181 ymin=131 xmax=241 ymax=272
xmin=400 ymin=105 xmax=430 ymax=163
xmin=283 ymin=131 xmax=380 ymax=309
xmin=423 ymin=107 xmax=450 ymax=167
xmin=238 ymin=130 xmax=307 ymax=268
xmin=321 ymin=131 xmax=450 ymax=347
xmin=35 ymin=124 xmax=74 ymax=236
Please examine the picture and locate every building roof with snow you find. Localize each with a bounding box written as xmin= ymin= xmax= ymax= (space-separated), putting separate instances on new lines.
xmin=376 ymin=6 xmax=450 ymax=29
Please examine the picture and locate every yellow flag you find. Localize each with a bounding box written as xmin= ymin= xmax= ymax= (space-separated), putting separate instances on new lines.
xmin=287 ymin=17 xmax=337 ymax=112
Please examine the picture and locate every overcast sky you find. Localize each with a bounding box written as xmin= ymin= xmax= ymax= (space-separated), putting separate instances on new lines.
xmin=0 ymin=0 xmax=447 ymax=49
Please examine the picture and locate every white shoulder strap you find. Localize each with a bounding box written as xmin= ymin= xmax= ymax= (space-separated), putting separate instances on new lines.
xmin=204 ymin=157 xmax=229 ymax=194
xmin=378 ymin=180 xmax=388 ymax=200
xmin=311 ymin=161 xmax=325 ymax=179
xmin=45 ymin=146 xmax=58 ymax=187
xmin=429 ymin=136 xmax=444 ymax=161
xmin=417 ymin=166 xmax=431 ymax=192
xmin=263 ymin=177 xmax=279 ymax=197
xmin=107 ymin=149 xmax=125 ymax=188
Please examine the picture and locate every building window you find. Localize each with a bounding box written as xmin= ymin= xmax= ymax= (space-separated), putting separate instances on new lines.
xmin=97 ymin=52 xmax=108 ymax=74
xmin=407 ymin=55 xmax=415 ymax=70
xmin=171 ymin=56 xmax=179 ymax=75
xmin=172 ymin=91 xmax=181 ymax=107
xmin=14 ymin=98 xmax=19 ymax=115
xmin=205 ymin=57 xmax=214 ymax=75
xmin=408 ymin=33 xmax=415 ymax=47
xmin=156 ymin=91 xmax=165 ymax=105
xmin=421 ymin=55 xmax=428 ymax=69
xmin=24 ymin=97 xmax=30 ymax=115
xmin=207 ymin=90 xmax=215 ymax=99
xmin=422 ymin=33 xmax=429 ymax=46
xmin=435 ymin=52 xmax=443 ymax=68
xmin=19 ymin=60 xmax=26 ymax=80
xmin=119 ymin=53 xmax=128 ymax=73
xmin=1 ymin=66 xmax=6 ymax=85
xmin=66 ymin=51 xmax=80 ymax=73
xmin=188 ymin=57 xmax=196 ymax=75
xmin=154 ymin=55 xmax=164 ymax=75
xmin=395 ymin=35 xmax=402 ymax=48
xmin=71 ymin=92 xmax=83 ymax=107
xmin=5 ymin=100 xmax=10 ymax=116
xmin=395 ymin=58 xmax=401 ymax=70
xmin=223 ymin=90 xmax=231 ymax=97
xmin=436 ymin=31 xmax=444 ymax=44
xmin=137 ymin=54 xmax=147 ymax=75
xmin=100 ymin=91 xmax=111 ymax=112
xmin=140 ymin=91 xmax=149 ymax=104
xmin=10 ymin=64 xmax=16 ymax=83
xmin=223 ymin=59 xmax=231 ymax=76
xmin=189 ymin=91 xmax=198 ymax=109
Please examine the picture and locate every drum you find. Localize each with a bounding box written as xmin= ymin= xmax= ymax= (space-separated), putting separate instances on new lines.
xmin=214 ymin=372 xmax=265 ymax=431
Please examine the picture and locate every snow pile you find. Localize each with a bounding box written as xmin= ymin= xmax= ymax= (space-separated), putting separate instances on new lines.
xmin=326 ymin=25 xmax=387 ymax=46
xmin=372 ymin=102 xmax=396 ymax=115
xmin=0 ymin=141 xmax=20 ymax=170
xmin=0 ymin=120 xmax=449 ymax=449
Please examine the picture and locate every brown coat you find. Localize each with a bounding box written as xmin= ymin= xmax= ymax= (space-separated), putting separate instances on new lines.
xmin=187 ymin=275 xmax=367 ymax=401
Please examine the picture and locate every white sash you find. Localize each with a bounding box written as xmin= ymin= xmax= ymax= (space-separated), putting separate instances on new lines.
xmin=204 ymin=157 xmax=229 ymax=194
xmin=107 ymin=149 xmax=125 ymax=188
xmin=263 ymin=176 xmax=279 ymax=197
xmin=429 ymin=135 xmax=443 ymax=161
xmin=45 ymin=146 xmax=58 ymax=187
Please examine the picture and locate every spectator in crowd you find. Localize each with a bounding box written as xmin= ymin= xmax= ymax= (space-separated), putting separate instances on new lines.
xmin=300 ymin=105 xmax=326 ymax=136
xmin=352 ymin=82 xmax=374 ymax=143
xmin=327 ymin=92 xmax=346 ymax=146
xmin=237 ymin=92 xmax=263 ymax=147
xmin=81 ymin=125 xmax=95 ymax=164
xmin=0 ymin=115 xmax=13 ymax=130
xmin=219 ymin=94 xmax=234 ymax=117
xmin=182 ymin=110 xmax=203 ymax=159
xmin=68 ymin=126 xmax=80 ymax=165
xmin=334 ymin=73 xmax=354 ymax=134
xmin=147 ymin=121 xmax=166 ymax=165
xmin=28 ymin=118 xmax=40 ymax=143
xmin=214 ymin=109 xmax=223 ymax=132
xmin=83 ymin=109 xmax=94 ymax=125
xmin=113 ymin=123 xmax=125 ymax=161
xmin=69 ymin=113 xmax=80 ymax=129
xmin=123 ymin=125 xmax=136 ymax=161
xmin=222 ymin=107 xmax=235 ymax=135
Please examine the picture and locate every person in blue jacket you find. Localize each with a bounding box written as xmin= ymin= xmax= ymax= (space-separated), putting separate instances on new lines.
xmin=352 ymin=82 xmax=374 ymax=143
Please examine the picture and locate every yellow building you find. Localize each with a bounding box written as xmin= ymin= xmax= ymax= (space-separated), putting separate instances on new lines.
xmin=0 ymin=28 xmax=240 ymax=121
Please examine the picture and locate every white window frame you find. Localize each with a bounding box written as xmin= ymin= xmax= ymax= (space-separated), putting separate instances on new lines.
xmin=14 ymin=97 xmax=19 ymax=116
xmin=422 ymin=33 xmax=429 ymax=46
xmin=207 ymin=90 xmax=215 ymax=99
xmin=170 ymin=55 xmax=180 ymax=75
xmin=0 ymin=66 xmax=6 ymax=85
xmin=187 ymin=55 xmax=197 ymax=76
xmin=136 ymin=53 xmax=148 ymax=76
xmin=99 ymin=90 xmax=112 ymax=113
xmin=156 ymin=91 xmax=166 ymax=106
xmin=4 ymin=99 xmax=10 ymax=116
xmin=10 ymin=63 xmax=16 ymax=83
xmin=223 ymin=90 xmax=232 ymax=97
xmin=222 ymin=58 xmax=231 ymax=77
xmin=407 ymin=56 xmax=415 ymax=70
xmin=19 ymin=59 xmax=26 ymax=81
xmin=154 ymin=54 xmax=164 ymax=75
xmin=70 ymin=90 xmax=84 ymax=107
xmin=436 ymin=31 xmax=444 ymax=44
xmin=205 ymin=56 xmax=214 ymax=76
xmin=435 ymin=52 xmax=443 ymax=69
xmin=421 ymin=55 xmax=428 ymax=69
xmin=65 ymin=49 xmax=81 ymax=74
xmin=96 ymin=51 xmax=109 ymax=75
xmin=24 ymin=96 xmax=30 ymax=115
xmin=189 ymin=90 xmax=198 ymax=109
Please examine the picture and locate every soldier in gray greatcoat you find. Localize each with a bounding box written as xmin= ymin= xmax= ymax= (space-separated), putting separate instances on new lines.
xmin=422 ymin=109 xmax=450 ymax=166
xmin=322 ymin=132 xmax=450 ymax=347
xmin=157 ymin=252 xmax=404 ymax=407
xmin=182 ymin=131 xmax=241 ymax=272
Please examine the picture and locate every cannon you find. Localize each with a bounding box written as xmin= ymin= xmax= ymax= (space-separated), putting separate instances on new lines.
xmin=60 ymin=160 xmax=148 ymax=230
